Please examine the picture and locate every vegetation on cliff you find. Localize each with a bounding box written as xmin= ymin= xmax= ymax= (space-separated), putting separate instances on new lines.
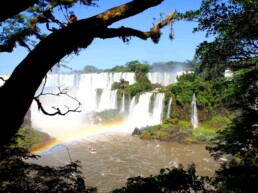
xmin=16 ymin=124 xmax=54 ymax=150
xmin=130 ymin=71 xmax=232 ymax=144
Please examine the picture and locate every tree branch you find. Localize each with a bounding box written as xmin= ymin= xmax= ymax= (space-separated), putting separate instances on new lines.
xmin=0 ymin=0 xmax=39 ymax=22
xmin=33 ymin=76 xmax=81 ymax=116
xmin=98 ymin=27 xmax=150 ymax=41
xmin=97 ymin=11 xmax=175 ymax=43
xmin=0 ymin=40 xmax=16 ymax=53
xmin=33 ymin=86 xmax=82 ymax=116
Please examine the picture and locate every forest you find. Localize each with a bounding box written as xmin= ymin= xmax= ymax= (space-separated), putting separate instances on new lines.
xmin=0 ymin=0 xmax=257 ymax=193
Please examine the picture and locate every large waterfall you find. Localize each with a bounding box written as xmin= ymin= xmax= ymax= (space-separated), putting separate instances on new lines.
xmin=31 ymin=72 xmax=190 ymax=135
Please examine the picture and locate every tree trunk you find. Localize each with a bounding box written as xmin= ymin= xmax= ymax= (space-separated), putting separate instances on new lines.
xmin=0 ymin=0 xmax=169 ymax=147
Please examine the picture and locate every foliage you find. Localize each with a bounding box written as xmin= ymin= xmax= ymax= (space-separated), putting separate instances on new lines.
xmin=111 ymin=79 xmax=129 ymax=90
xmin=181 ymin=0 xmax=258 ymax=192
xmin=212 ymin=160 xmax=258 ymax=193
xmin=140 ymin=130 xmax=151 ymax=140
xmin=111 ymin=164 xmax=211 ymax=193
xmin=0 ymin=0 xmax=97 ymax=52
xmin=198 ymin=115 xmax=230 ymax=131
xmin=106 ymin=65 xmax=128 ymax=72
xmin=0 ymin=135 xmax=97 ymax=193
xmin=111 ymin=61 xmax=153 ymax=97
xmin=167 ymin=72 xmax=231 ymax=123
xmin=140 ymin=121 xmax=213 ymax=144
xmin=171 ymin=73 xmax=227 ymax=109
xmin=83 ymin=65 xmax=100 ymax=73
xmin=123 ymin=83 xmax=147 ymax=98
xmin=126 ymin=60 xmax=151 ymax=73
xmin=206 ymin=106 xmax=258 ymax=163
xmin=16 ymin=124 xmax=53 ymax=150
xmin=181 ymin=0 xmax=258 ymax=77
xmin=106 ymin=60 xmax=151 ymax=73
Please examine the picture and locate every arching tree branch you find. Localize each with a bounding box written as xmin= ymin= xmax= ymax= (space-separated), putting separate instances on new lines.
xmin=0 ymin=0 xmax=174 ymax=147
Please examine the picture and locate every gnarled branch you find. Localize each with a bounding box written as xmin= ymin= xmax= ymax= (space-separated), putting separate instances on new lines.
xmin=34 ymin=86 xmax=81 ymax=116
xmin=33 ymin=76 xmax=81 ymax=116
xmin=96 ymin=11 xmax=175 ymax=43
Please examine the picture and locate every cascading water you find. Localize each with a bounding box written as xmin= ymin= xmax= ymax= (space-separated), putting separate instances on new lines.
xmin=120 ymin=93 xmax=125 ymax=113
xmin=167 ymin=97 xmax=172 ymax=118
xmin=152 ymin=93 xmax=165 ymax=124
xmin=97 ymin=89 xmax=118 ymax=112
xmin=77 ymin=73 xmax=135 ymax=111
xmin=128 ymin=92 xmax=165 ymax=129
xmin=128 ymin=93 xmax=153 ymax=129
xmin=147 ymin=71 xmax=194 ymax=86
xmin=147 ymin=72 xmax=177 ymax=86
xmin=31 ymin=72 xmax=180 ymax=135
xmin=191 ymin=93 xmax=198 ymax=129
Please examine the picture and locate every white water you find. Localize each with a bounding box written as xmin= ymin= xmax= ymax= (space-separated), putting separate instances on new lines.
xmin=152 ymin=93 xmax=165 ymax=124
xmin=191 ymin=93 xmax=199 ymax=129
xmin=97 ymin=89 xmax=117 ymax=112
xmin=120 ymin=93 xmax=125 ymax=113
xmin=147 ymin=71 xmax=194 ymax=86
xmin=167 ymin=97 xmax=172 ymax=118
xmin=32 ymin=72 xmax=174 ymax=136
xmin=32 ymin=71 xmax=202 ymax=138
xmin=147 ymin=72 xmax=177 ymax=86
xmin=128 ymin=93 xmax=153 ymax=129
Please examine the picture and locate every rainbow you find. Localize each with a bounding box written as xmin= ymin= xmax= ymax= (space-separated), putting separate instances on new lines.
xmin=30 ymin=120 xmax=130 ymax=155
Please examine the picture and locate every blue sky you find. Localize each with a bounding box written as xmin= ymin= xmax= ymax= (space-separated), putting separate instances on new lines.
xmin=0 ymin=0 xmax=207 ymax=75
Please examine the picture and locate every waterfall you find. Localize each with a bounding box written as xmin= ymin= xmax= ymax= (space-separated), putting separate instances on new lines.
xmin=110 ymin=90 xmax=118 ymax=109
xmin=147 ymin=72 xmax=177 ymax=86
xmin=151 ymin=93 xmax=165 ymax=125
xmin=128 ymin=93 xmax=153 ymax=128
xmin=191 ymin=93 xmax=198 ymax=129
xmin=48 ymin=72 xmax=136 ymax=112
xmin=147 ymin=71 xmax=194 ymax=86
xmin=120 ymin=93 xmax=125 ymax=113
xmin=97 ymin=89 xmax=118 ymax=112
xmin=167 ymin=97 xmax=172 ymax=118
xmin=128 ymin=92 xmax=165 ymax=129
xmin=129 ymin=97 xmax=136 ymax=115
xmin=32 ymin=72 xmax=169 ymax=133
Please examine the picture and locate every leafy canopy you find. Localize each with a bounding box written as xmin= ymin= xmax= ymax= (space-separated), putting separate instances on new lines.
xmin=180 ymin=0 xmax=258 ymax=192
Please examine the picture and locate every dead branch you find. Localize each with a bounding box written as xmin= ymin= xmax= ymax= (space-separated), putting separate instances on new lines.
xmin=0 ymin=77 xmax=6 ymax=82
xmin=34 ymin=85 xmax=81 ymax=116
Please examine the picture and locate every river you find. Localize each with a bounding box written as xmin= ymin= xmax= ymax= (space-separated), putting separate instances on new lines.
xmin=31 ymin=131 xmax=218 ymax=193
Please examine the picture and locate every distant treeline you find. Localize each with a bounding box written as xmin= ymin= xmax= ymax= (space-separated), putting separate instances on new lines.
xmin=50 ymin=59 xmax=200 ymax=74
